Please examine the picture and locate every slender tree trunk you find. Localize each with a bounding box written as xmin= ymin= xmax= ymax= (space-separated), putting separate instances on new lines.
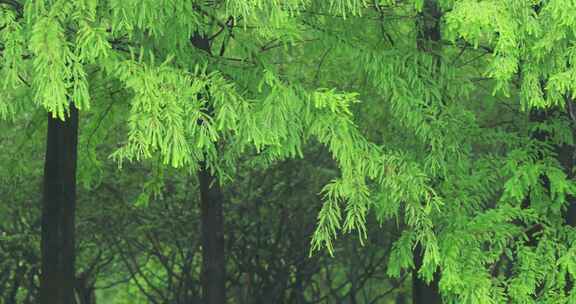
xmin=558 ymin=97 xmax=576 ymax=294
xmin=74 ymin=275 xmax=96 ymax=304
xmin=413 ymin=244 xmax=441 ymax=304
xmin=560 ymin=96 xmax=576 ymax=226
xmin=396 ymin=292 xmax=407 ymax=304
xmin=521 ymin=108 xmax=550 ymax=249
xmin=191 ymin=30 xmax=227 ymax=304
xmin=40 ymin=106 xmax=79 ymax=304
xmin=413 ymin=1 xmax=442 ymax=302
xmin=198 ymin=163 xmax=226 ymax=304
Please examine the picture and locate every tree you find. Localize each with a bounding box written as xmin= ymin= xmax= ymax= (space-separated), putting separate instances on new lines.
xmin=412 ymin=1 xmax=442 ymax=302
xmin=2 ymin=1 xmax=410 ymax=303
xmin=9 ymin=1 xmax=576 ymax=303
xmin=40 ymin=106 xmax=79 ymax=304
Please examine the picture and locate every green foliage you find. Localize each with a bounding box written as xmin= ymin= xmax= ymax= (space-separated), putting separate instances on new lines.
xmin=4 ymin=0 xmax=576 ymax=302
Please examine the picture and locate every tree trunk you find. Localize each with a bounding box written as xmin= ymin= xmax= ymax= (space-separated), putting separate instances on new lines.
xmin=560 ymin=97 xmax=576 ymax=226
xmin=74 ymin=275 xmax=96 ymax=304
xmin=40 ymin=106 xmax=79 ymax=304
xmin=413 ymin=244 xmax=441 ymax=304
xmin=413 ymin=1 xmax=443 ymax=302
xmin=191 ymin=30 xmax=227 ymax=304
xmin=198 ymin=163 xmax=226 ymax=304
xmin=396 ymin=292 xmax=407 ymax=304
xmin=557 ymin=97 xmax=576 ymax=293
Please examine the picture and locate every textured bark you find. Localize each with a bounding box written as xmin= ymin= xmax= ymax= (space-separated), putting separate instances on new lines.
xmin=40 ymin=106 xmax=79 ymax=304
xmin=198 ymin=163 xmax=226 ymax=304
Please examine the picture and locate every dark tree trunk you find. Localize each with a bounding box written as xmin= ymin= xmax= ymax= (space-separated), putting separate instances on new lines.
xmin=191 ymin=30 xmax=227 ymax=304
xmin=40 ymin=106 xmax=79 ymax=304
xmin=416 ymin=0 xmax=442 ymax=55
xmin=74 ymin=275 xmax=96 ymax=304
xmin=557 ymin=97 xmax=576 ymax=293
xmin=560 ymin=97 xmax=576 ymax=226
xmin=559 ymin=131 xmax=576 ymax=294
xmin=198 ymin=163 xmax=226 ymax=304
xmin=521 ymin=108 xmax=550 ymax=249
xmin=413 ymin=1 xmax=443 ymax=303
xmin=523 ymin=95 xmax=576 ymax=295
xmin=396 ymin=292 xmax=407 ymax=304
xmin=413 ymin=244 xmax=441 ymax=304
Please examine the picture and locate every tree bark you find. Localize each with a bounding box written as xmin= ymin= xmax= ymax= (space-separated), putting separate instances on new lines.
xmin=560 ymin=97 xmax=576 ymax=226
xmin=191 ymin=30 xmax=227 ymax=304
xmin=413 ymin=1 xmax=443 ymax=302
xmin=74 ymin=274 xmax=96 ymax=304
xmin=198 ymin=163 xmax=226 ymax=304
xmin=40 ymin=106 xmax=79 ymax=304
xmin=396 ymin=292 xmax=407 ymax=304
xmin=413 ymin=244 xmax=441 ymax=304
xmin=556 ymin=97 xmax=576 ymax=293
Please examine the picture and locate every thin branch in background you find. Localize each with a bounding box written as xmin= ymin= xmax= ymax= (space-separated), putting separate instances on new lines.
xmin=368 ymin=273 xmax=408 ymax=304
xmin=85 ymin=97 xmax=118 ymax=150
xmin=456 ymin=51 xmax=491 ymax=68
xmin=259 ymin=38 xmax=319 ymax=53
xmin=451 ymin=44 xmax=468 ymax=66
xmin=313 ymin=48 xmax=332 ymax=86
